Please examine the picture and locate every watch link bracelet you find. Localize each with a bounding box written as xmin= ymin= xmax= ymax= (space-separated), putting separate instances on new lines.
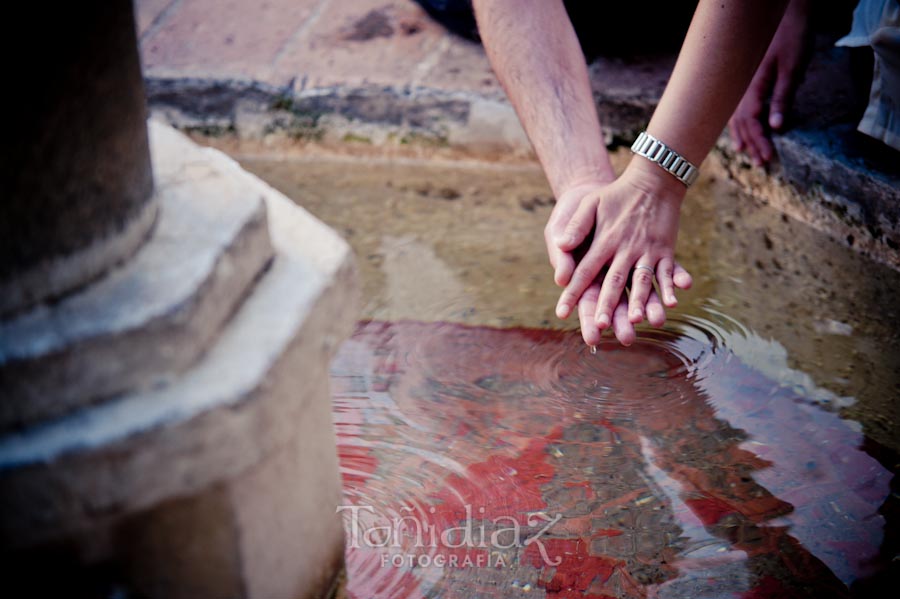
xmin=630 ymin=131 xmax=699 ymax=187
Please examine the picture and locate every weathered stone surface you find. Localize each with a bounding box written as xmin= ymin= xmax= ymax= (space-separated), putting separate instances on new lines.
xmin=4 ymin=412 xmax=345 ymax=598
xmin=140 ymin=0 xmax=323 ymax=84
xmin=418 ymin=34 xmax=504 ymax=98
xmin=136 ymin=0 xmax=178 ymax=37
xmin=778 ymin=127 xmax=900 ymax=241
xmin=113 ymin=401 xmax=345 ymax=599
xmin=138 ymin=0 xmax=672 ymax=154
xmin=0 ymin=125 xmax=357 ymax=561
xmin=589 ymin=54 xmax=675 ymax=143
xmin=0 ymin=124 xmax=275 ymax=432
xmin=229 ymin=380 xmax=346 ymax=599
xmin=712 ymin=130 xmax=900 ymax=271
xmin=1 ymin=1 xmax=155 ymax=316
xmin=272 ymin=0 xmax=446 ymax=89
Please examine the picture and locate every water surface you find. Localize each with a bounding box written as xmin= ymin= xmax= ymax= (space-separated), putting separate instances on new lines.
xmin=244 ymin=155 xmax=899 ymax=597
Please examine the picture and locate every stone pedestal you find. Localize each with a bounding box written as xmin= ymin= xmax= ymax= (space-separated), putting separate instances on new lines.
xmin=0 ymin=0 xmax=157 ymax=317
xmin=1 ymin=4 xmax=356 ymax=595
xmin=0 ymin=122 xmax=357 ymax=598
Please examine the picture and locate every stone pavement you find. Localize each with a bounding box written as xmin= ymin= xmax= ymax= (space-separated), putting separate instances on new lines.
xmin=137 ymin=0 xmax=672 ymax=151
xmin=137 ymin=0 xmax=899 ymax=269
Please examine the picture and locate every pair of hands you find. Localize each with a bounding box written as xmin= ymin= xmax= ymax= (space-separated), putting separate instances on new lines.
xmin=543 ymin=0 xmax=811 ymax=347
xmin=544 ymin=158 xmax=693 ymax=347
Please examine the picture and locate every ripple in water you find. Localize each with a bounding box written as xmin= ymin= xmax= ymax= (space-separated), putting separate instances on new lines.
xmin=331 ymin=312 xmax=896 ymax=598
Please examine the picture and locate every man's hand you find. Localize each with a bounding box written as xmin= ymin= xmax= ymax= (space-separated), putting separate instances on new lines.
xmin=552 ymin=158 xmax=693 ymax=344
xmin=576 ymin=281 xmax=670 ymax=347
xmin=544 ymin=178 xmax=613 ymax=287
xmin=728 ymin=0 xmax=812 ymax=165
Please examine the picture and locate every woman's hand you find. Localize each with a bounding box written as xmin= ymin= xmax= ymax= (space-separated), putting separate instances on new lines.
xmin=728 ymin=0 xmax=812 ymax=165
xmin=553 ymin=158 xmax=693 ymax=340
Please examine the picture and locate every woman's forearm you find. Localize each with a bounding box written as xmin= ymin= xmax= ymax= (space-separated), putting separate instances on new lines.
xmin=646 ymin=0 xmax=790 ymax=167
xmin=472 ymin=0 xmax=615 ymax=196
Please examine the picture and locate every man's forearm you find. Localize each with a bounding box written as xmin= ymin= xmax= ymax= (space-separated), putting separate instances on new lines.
xmin=472 ymin=0 xmax=614 ymax=196
xmin=647 ymin=0 xmax=790 ymax=166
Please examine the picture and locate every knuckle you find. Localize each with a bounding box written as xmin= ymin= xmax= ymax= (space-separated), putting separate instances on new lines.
xmin=634 ymin=271 xmax=653 ymax=285
xmin=608 ymin=271 xmax=626 ymax=287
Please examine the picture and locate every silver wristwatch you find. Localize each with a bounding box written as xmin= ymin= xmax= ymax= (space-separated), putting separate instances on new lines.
xmin=630 ymin=131 xmax=699 ymax=187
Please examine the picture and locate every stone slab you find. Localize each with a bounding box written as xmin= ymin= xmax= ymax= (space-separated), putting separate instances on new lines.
xmin=0 ymin=123 xmax=358 ymax=552
xmin=417 ymin=34 xmax=503 ymax=98
xmin=589 ymin=54 xmax=675 ymax=143
xmin=229 ymin=380 xmax=346 ymax=599
xmin=2 ymin=408 xmax=346 ymax=599
xmin=136 ymin=0 xmax=177 ymax=37
xmin=139 ymin=0 xmax=674 ymax=152
xmin=140 ymin=0 xmax=323 ymax=84
xmin=0 ymin=123 xmax=275 ymax=432
xmin=778 ymin=126 xmax=900 ymax=237
xmin=272 ymin=0 xmax=446 ymax=90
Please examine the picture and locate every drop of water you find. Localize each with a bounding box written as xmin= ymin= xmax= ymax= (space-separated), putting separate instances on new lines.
xmin=590 ymin=345 xmax=597 ymax=355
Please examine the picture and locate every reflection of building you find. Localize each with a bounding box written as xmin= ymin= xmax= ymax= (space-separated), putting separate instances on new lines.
xmin=0 ymin=2 xmax=357 ymax=597
xmin=333 ymin=321 xmax=892 ymax=597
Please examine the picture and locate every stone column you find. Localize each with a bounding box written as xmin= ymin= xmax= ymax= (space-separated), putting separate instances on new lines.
xmin=0 ymin=1 xmax=157 ymax=317
xmin=0 ymin=3 xmax=357 ymax=598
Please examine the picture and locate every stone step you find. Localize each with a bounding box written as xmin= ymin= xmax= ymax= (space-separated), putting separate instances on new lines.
xmin=0 ymin=123 xmax=358 ymax=558
xmin=0 ymin=124 xmax=275 ymax=432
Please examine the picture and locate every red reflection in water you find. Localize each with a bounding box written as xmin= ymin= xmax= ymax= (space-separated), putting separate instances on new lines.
xmin=331 ymin=321 xmax=895 ymax=598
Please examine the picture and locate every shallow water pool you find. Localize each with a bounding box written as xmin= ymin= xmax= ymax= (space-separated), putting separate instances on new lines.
xmin=244 ymin=155 xmax=899 ymax=598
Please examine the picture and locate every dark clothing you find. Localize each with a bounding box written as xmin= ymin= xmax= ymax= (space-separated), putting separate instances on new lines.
xmin=413 ymin=0 xmax=697 ymax=61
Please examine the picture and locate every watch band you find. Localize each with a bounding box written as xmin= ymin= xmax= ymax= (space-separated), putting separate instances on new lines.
xmin=630 ymin=131 xmax=699 ymax=187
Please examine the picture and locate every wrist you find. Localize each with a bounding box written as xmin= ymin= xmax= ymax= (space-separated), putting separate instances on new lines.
xmin=623 ymin=155 xmax=689 ymax=204
xmin=554 ymin=165 xmax=616 ymax=198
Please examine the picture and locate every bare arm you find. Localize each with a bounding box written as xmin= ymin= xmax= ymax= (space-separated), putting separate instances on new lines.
xmin=556 ymin=0 xmax=789 ymax=339
xmin=472 ymin=0 xmax=618 ymax=296
xmin=472 ymin=0 xmax=614 ymax=197
xmin=644 ymin=0 xmax=790 ymax=165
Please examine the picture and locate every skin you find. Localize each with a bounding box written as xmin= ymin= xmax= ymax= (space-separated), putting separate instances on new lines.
xmin=729 ymin=0 xmax=813 ymax=165
xmin=473 ymin=0 xmax=789 ymax=345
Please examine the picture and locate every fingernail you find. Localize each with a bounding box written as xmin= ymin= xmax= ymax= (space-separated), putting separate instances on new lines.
xmin=667 ymin=293 xmax=677 ymax=305
xmin=596 ymin=314 xmax=610 ymax=329
xmin=631 ymin=308 xmax=642 ymax=320
xmin=769 ymin=113 xmax=783 ymax=129
xmin=556 ymin=302 xmax=569 ymax=319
